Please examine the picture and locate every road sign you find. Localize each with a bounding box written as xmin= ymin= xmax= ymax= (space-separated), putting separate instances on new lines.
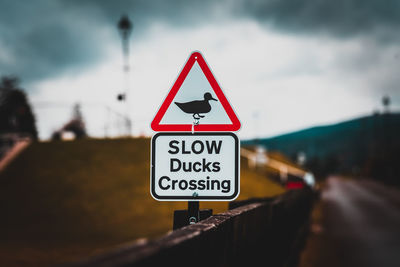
xmin=151 ymin=132 xmax=239 ymax=201
xmin=151 ymin=51 xmax=241 ymax=132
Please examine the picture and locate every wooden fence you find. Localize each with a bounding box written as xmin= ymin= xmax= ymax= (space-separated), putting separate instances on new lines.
xmin=69 ymin=188 xmax=316 ymax=267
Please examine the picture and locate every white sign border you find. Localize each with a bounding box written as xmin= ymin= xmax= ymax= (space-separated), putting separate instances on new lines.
xmin=150 ymin=132 xmax=240 ymax=201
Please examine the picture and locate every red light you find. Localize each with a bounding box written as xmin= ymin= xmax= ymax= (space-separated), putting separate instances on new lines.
xmin=286 ymin=181 xmax=305 ymax=190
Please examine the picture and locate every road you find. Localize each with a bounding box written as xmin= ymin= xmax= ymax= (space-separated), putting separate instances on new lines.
xmin=299 ymin=176 xmax=400 ymax=267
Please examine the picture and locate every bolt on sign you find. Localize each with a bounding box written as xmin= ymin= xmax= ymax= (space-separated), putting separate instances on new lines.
xmin=150 ymin=51 xmax=241 ymax=201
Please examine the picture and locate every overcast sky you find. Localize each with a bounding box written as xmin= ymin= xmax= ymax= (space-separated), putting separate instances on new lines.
xmin=1 ymin=0 xmax=399 ymax=139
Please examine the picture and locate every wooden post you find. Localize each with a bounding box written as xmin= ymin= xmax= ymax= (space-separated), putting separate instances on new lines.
xmin=173 ymin=203 xmax=213 ymax=230
xmin=188 ymin=201 xmax=199 ymax=224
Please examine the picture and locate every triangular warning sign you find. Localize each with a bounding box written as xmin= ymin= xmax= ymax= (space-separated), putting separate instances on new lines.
xmin=151 ymin=51 xmax=241 ymax=132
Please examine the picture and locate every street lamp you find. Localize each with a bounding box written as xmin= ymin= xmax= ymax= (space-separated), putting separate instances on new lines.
xmin=118 ymin=15 xmax=133 ymax=74
xmin=117 ymin=15 xmax=133 ymax=136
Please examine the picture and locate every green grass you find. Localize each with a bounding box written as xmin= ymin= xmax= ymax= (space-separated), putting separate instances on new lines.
xmin=0 ymin=138 xmax=284 ymax=266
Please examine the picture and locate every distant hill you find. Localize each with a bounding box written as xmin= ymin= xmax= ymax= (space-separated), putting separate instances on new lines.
xmin=243 ymin=113 xmax=400 ymax=183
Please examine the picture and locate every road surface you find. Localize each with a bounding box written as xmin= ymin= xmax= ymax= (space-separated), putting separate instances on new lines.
xmin=299 ymin=176 xmax=400 ymax=267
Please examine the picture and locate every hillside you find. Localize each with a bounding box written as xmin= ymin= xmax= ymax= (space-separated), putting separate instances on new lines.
xmin=0 ymin=138 xmax=284 ymax=266
xmin=243 ymin=113 xmax=400 ymax=182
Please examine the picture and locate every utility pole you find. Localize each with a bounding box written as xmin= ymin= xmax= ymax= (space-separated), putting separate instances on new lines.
xmin=382 ymin=95 xmax=390 ymax=114
xmin=117 ymin=15 xmax=133 ymax=136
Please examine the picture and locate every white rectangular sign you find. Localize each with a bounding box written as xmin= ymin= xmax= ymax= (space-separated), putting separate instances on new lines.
xmin=151 ymin=132 xmax=239 ymax=201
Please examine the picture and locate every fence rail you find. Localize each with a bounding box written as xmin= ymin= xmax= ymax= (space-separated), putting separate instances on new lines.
xmin=68 ymin=188 xmax=316 ymax=267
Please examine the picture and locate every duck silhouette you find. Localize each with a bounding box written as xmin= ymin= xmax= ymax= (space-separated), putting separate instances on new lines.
xmin=175 ymin=92 xmax=218 ymax=124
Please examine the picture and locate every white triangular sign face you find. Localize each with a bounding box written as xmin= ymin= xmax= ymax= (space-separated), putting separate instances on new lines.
xmin=151 ymin=51 xmax=241 ymax=132
xmin=160 ymin=61 xmax=232 ymax=125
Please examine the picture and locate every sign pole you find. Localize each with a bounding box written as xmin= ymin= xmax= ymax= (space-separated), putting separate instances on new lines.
xmin=188 ymin=200 xmax=200 ymax=224
xmin=188 ymin=125 xmax=199 ymax=225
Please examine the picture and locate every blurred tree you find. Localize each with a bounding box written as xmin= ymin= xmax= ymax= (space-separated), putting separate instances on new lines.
xmin=63 ymin=103 xmax=87 ymax=139
xmin=51 ymin=103 xmax=87 ymax=140
xmin=0 ymin=76 xmax=38 ymax=139
xmin=72 ymin=103 xmax=84 ymax=122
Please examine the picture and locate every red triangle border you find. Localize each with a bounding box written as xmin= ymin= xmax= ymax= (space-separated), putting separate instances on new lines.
xmin=151 ymin=51 xmax=241 ymax=132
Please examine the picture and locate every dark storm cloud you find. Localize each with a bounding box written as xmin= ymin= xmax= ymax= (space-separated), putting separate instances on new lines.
xmin=0 ymin=0 xmax=219 ymax=85
xmin=235 ymin=0 xmax=400 ymax=39
xmin=0 ymin=0 xmax=109 ymax=83
xmin=1 ymin=0 xmax=399 ymax=87
xmin=64 ymin=0 xmax=217 ymax=28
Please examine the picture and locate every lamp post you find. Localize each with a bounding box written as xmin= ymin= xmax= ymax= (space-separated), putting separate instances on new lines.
xmin=117 ymin=15 xmax=133 ymax=136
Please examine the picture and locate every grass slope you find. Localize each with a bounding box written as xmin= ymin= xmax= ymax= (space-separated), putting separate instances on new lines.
xmin=0 ymin=138 xmax=284 ymax=266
